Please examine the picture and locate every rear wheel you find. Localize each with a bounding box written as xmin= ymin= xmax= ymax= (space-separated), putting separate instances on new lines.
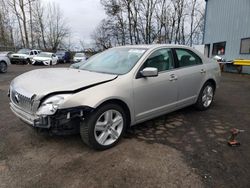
xmin=80 ymin=103 xmax=126 ymax=150
xmin=195 ymin=82 xmax=215 ymax=110
xmin=0 ymin=61 xmax=7 ymax=73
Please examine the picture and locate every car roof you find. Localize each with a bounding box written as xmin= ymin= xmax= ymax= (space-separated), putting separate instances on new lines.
xmin=115 ymin=44 xmax=192 ymax=50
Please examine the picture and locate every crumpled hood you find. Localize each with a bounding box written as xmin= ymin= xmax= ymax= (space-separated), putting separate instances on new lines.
xmin=11 ymin=68 xmax=117 ymax=99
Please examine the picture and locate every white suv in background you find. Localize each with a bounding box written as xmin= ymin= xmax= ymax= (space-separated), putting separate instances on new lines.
xmin=10 ymin=49 xmax=40 ymax=64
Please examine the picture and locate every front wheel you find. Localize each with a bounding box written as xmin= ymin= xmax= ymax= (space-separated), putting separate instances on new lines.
xmin=80 ymin=103 xmax=126 ymax=150
xmin=195 ymin=82 xmax=215 ymax=111
xmin=25 ymin=58 xmax=30 ymax=65
xmin=0 ymin=61 xmax=7 ymax=73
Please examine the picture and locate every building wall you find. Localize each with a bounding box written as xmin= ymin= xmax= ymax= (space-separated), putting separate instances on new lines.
xmin=204 ymin=0 xmax=250 ymax=65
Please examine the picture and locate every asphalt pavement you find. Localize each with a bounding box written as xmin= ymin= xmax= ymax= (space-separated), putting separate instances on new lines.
xmin=0 ymin=64 xmax=250 ymax=188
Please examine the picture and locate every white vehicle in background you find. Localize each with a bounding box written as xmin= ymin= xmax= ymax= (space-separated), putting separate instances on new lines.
xmin=73 ymin=53 xmax=87 ymax=63
xmin=32 ymin=52 xmax=58 ymax=66
xmin=10 ymin=49 xmax=40 ymax=64
xmin=0 ymin=53 xmax=11 ymax=73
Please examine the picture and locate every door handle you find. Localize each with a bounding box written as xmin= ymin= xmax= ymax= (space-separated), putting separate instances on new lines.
xmin=169 ymin=74 xmax=178 ymax=81
xmin=200 ymin=69 xmax=206 ymax=74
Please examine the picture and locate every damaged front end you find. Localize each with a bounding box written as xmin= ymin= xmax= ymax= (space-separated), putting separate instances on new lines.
xmin=34 ymin=106 xmax=93 ymax=135
xmin=9 ymin=88 xmax=93 ymax=135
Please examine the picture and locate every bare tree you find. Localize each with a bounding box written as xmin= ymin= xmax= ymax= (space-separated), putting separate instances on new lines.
xmin=79 ymin=40 xmax=86 ymax=51
xmin=27 ymin=0 xmax=35 ymax=48
xmin=5 ymin=0 xmax=71 ymax=50
xmin=33 ymin=0 xmax=47 ymax=49
xmin=91 ymin=19 xmax=113 ymax=50
xmin=93 ymin=0 xmax=205 ymax=49
xmin=46 ymin=2 xmax=70 ymax=51
xmin=8 ymin=0 xmax=25 ymax=47
xmin=0 ymin=0 xmax=14 ymax=47
xmin=19 ymin=0 xmax=30 ymax=48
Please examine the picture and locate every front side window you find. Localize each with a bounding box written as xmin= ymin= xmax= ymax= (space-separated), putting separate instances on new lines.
xmin=143 ymin=48 xmax=174 ymax=72
xmin=175 ymin=48 xmax=202 ymax=67
xmin=212 ymin=42 xmax=226 ymax=55
xmin=240 ymin=38 xmax=250 ymax=54
xmin=30 ymin=51 xmax=34 ymax=55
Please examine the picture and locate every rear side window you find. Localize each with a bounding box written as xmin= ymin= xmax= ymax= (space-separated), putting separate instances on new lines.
xmin=34 ymin=51 xmax=37 ymax=55
xmin=175 ymin=48 xmax=202 ymax=68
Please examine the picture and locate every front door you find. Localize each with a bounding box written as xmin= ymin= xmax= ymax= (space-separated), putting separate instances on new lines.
xmin=133 ymin=48 xmax=178 ymax=123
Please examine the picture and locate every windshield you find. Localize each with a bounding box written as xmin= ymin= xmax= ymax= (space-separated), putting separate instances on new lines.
xmin=75 ymin=53 xmax=85 ymax=57
xmin=37 ymin=52 xmax=52 ymax=58
xmin=79 ymin=48 xmax=146 ymax=75
xmin=17 ymin=49 xmax=30 ymax=55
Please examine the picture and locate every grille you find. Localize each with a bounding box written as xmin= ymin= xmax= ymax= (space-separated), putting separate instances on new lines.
xmin=11 ymin=89 xmax=33 ymax=113
xmin=34 ymin=61 xmax=44 ymax=65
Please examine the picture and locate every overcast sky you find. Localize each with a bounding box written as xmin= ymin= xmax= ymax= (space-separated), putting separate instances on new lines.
xmin=42 ymin=0 xmax=106 ymax=48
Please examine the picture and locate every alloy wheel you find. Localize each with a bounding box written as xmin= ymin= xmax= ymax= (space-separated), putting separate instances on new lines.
xmin=94 ymin=109 xmax=124 ymax=146
xmin=202 ymin=85 xmax=214 ymax=107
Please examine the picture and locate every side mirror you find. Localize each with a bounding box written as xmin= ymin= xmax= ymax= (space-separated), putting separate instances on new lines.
xmin=140 ymin=67 xmax=158 ymax=77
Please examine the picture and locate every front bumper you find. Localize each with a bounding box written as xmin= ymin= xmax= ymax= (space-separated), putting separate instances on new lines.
xmin=32 ymin=61 xmax=49 ymax=66
xmin=10 ymin=102 xmax=94 ymax=133
xmin=10 ymin=58 xmax=28 ymax=64
xmin=10 ymin=102 xmax=37 ymax=125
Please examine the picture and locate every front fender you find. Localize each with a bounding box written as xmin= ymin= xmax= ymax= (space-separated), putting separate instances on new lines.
xmin=60 ymin=78 xmax=135 ymax=123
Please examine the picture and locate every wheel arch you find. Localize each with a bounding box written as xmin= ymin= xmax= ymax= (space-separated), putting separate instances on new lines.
xmin=205 ymin=78 xmax=216 ymax=92
xmin=97 ymin=99 xmax=131 ymax=127
xmin=196 ymin=78 xmax=217 ymax=102
xmin=0 ymin=60 xmax=7 ymax=64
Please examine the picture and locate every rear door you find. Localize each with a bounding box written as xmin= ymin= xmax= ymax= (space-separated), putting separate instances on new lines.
xmin=173 ymin=48 xmax=207 ymax=108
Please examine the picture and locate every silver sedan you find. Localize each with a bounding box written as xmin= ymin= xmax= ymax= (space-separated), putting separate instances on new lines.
xmin=9 ymin=44 xmax=220 ymax=150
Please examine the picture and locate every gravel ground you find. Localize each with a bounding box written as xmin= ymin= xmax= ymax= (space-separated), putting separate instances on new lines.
xmin=0 ymin=64 xmax=250 ymax=188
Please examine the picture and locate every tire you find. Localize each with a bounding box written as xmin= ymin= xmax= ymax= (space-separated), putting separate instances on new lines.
xmin=25 ymin=58 xmax=30 ymax=65
xmin=80 ymin=103 xmax=127 ymax=150
xmin=50 ymin=61 xmax=52 ymax=66
xmin=0 ymin=61 xmax=7 ymax=73
xmin=195 ymin=82 xmax=215 ymax=111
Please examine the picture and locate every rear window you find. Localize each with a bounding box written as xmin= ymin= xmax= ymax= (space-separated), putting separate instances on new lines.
xmin=175 ymin=48 xmax=202 ymax=67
